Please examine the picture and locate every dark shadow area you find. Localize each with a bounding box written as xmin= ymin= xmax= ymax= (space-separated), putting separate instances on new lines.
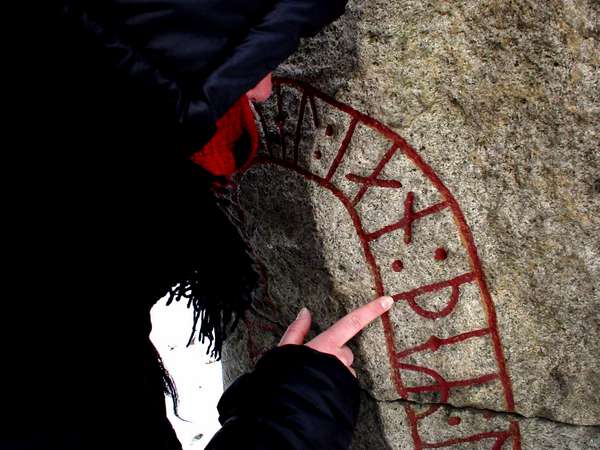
xmin=351 ymin=391 xmax=395 ymax=450
xmin=224 ymin=77 xmax=393 ymax=450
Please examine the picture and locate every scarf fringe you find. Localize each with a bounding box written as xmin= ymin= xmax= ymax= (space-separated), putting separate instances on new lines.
xmin=166 ymin=266 xmax=256 ymax=360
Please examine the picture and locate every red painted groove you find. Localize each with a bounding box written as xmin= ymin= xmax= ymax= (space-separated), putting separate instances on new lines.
xmin=366 ymin=201 xmax=449 ymax=241
xmin=383 ymin=311 xmax=410 ymax=399
xmin=396 ymin=328 xmax=490 ymax=359
xmin=483 ymin=410 xmax=495 ymax=420
xmin=423 ymin=431 xmax=510 ymax=449
xmin=346 ymin=173 xmax=402 ymax=190
xmin=397 ymin=362 xmax=451 ymax=403
xmin=403 ymin=192 xmax=416 ymax=244
xmin=393 ymin=272 xmax=475 ymax=319
xmin=492 ymin=433 xmax=511 ymax=450
xmin=325 ymin=117 xmax=358 ymax=182
xmin=403 ymin=373 xmax=499 ymax=394
xmin=253 ymin=105 xmax=273 ymax=157
xmin=275 ymin=84 xmax=286 ymax=157
xmin=405 ymin=406 xmax=425 ymax=450
xmin=406 ymin=285 xmax=460 ymax=320
xmin=414 ymin=403 xmax=443 ymax=420
xmin=510 ymin=420 xmax=522 ymax=450
xmin=308 ymin=94 xmax=320 ymax=128
xmin=293 ymin=92 xmax=308 ymax=165
xmin=392 ymin=271 xmax=474 ymax=299
xmin=415 ymin=403 xmax=443 ymax=421
xmin=350 ymin=143 xmax=401 ymax=205
xmin=395 ymin=360 xmax=500 ymax=407
xmin=237 ymin=78 xmax=520 ymax=450
xmin=244 ymin=316 xmax=278 ymax=362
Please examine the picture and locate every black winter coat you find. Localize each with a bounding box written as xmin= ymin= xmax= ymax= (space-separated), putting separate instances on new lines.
xmin=3 ymin=1 xmax=359 ymax=450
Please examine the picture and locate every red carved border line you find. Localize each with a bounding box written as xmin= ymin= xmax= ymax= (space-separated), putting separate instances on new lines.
xmin=234 ymin=77 xmax=521 ymax=449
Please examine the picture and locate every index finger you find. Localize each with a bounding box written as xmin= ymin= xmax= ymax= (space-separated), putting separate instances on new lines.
xmin=317 ymin=296 xmax=394 ymax=347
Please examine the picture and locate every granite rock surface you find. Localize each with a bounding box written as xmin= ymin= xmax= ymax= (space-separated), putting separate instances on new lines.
xmin=221 ymin=1 xmax=600 ymax=448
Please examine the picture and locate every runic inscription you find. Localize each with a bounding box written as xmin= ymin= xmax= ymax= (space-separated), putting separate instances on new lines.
xmin=225 ymin=78 xmax=522 ymax=450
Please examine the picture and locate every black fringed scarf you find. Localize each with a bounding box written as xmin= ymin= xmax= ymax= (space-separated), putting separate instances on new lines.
xmin=166 ymin=95 xmax=260 ymax=360
xmin=61 ymin=0 xmax=261 ymax=358
xmin=152 ymin=97 xmax=260 ymax=414
xmin=57 ymin=3 xmax=263 ymax=419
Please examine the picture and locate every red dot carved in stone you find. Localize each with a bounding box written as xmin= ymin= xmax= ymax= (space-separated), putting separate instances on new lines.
xmin=447 ymin=416 xmax=462 ymax=426
xmin=392 ymin=260 xmax=404 ymax=272
xmin=313 ymin=150 xmax=323 ymax=160
xmin=434 ymin=247 xmax=448 ymax=261
xmin=325 ymin=124 xmax=334 ymax=136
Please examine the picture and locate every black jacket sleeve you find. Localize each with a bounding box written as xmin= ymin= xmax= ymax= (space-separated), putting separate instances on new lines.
xmin=206 ymin=345 xmax=360 ymax=450
xmin=62 ymin=0 xmax=348 ymax=152
xmin=202 ymin=0 xmax=348 ymax=118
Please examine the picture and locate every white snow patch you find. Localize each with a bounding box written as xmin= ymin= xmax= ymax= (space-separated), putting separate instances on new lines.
xmin=151 ymin=297 xmax=223 ymax=449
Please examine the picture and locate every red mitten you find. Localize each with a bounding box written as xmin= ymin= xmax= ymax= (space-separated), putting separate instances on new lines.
xmin=192 ymin=95 xmax=259 ymax=177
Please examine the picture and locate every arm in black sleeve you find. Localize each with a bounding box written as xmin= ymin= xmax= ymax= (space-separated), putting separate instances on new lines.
xmin=206 ymin=345 xmax=360 ymax=450
xmin=61 ymin=0 xmax=348 ymax=153
xmin=203 ymin=0 xmax=348 ymax=118
xmin=61 ymin=2 xmax=218 ymax=153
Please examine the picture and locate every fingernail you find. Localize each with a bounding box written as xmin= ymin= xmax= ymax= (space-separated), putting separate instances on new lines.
xmin=380 ymin=297 xmax=394 ymax=310
xmin=296 ymin=307 xmax=310 ymax=320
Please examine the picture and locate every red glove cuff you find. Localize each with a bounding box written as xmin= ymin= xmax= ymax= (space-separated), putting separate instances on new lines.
xmin=192 ymin=95 xmax=259 ymax=177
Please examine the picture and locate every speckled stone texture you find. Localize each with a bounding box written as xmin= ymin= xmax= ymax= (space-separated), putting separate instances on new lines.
xmin=220 ymin=1 xmax=599 ymax=448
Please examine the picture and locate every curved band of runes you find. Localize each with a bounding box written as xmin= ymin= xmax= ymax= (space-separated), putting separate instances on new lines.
xmin=237 ymin=78 xmax=521 ymax=449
